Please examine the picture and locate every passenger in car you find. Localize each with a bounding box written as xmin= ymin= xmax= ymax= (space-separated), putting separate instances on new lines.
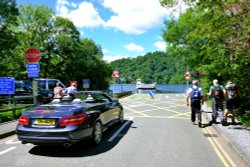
xmin=53 ymin=82 xmax=64 ymax=99
xmin=67 ymin=83 xmax=77 ymax=99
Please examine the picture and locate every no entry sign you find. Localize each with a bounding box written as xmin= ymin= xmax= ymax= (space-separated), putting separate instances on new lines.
xmin=25 ymin=48 xmax=41 ymax=63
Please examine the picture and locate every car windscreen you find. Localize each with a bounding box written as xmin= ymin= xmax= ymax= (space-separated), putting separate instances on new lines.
xmin=48 ymin=80 xmax=58 ymax=91
xmin=37 ymin=80 xmax=46 ymax=90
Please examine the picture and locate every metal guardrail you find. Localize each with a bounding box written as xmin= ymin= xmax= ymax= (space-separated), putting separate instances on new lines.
xmin=114 ymin=91 xmax=132 ymax=98
xmin=0 ymin=96 xmax=33 ymax=105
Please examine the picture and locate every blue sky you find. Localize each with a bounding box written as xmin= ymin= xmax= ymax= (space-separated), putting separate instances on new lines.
xmin=16 ymin=0 xmax=188 ymax=62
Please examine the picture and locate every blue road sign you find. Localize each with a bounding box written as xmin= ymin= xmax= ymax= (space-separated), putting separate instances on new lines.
xmin=83 ymin=79 xmax=90 ymax=84
xmin=27 ymin=63 xmax=40 ymax=73
xmin=28 ymin=72 xmax=39 ymax=78
xmin=83 ymin=79 xmax=90 ymax=89
xmin=0 ymin=77 xmax=15 ymax=94
xmin=27 ymin=63 xmax=39 ymax=78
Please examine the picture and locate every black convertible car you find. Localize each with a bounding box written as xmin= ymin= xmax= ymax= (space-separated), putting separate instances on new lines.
xmin=16 ymin=91 xmax=124 ymax=147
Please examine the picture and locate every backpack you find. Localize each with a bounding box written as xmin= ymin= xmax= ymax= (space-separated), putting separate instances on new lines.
xmin=226 ymin=83 xmax=237 ymax=99
xmin=190 ymin=87 xmax=201 ymax=102
xmin=213 ymin=86 xmax=224 ymax=99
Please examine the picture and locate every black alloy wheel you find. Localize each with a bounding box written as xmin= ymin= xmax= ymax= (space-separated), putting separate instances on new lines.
xmin=92 ymin=121 xmax=103 ymax=145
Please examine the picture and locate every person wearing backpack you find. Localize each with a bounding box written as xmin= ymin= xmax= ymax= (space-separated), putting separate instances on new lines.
xmin=186 ymin=80 xmax=204 ymax=127
xmin=224 ymin=80 xmax=240 ymax=124
xmin=207 ymin=79 xmax=226 ymax=125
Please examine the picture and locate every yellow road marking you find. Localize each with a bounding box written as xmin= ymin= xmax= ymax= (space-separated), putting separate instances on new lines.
xmin=124 ymin=94 xmax=237 ymax=167
xmin=205 ymin=130 xmax=230 ymax=167
xmin=124 ymin=107 xmax=150 ymax=117
xmin=125 ymin=108 xmax=158 ymax=115
xmin=202 ymin=116 xmax=237 ymax=167
xmin=124 ymin=98 xmax=190 ymax=119
xmin=125 ymin=115 xmax=189 ymax=119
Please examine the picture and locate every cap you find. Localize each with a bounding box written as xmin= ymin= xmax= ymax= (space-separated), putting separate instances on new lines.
xmin=192 ymin=80 xmax=199 ymax=85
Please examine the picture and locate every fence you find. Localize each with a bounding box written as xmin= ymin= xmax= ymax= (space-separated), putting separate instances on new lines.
xmin=0 ymin=96 xmax=33 ymax=105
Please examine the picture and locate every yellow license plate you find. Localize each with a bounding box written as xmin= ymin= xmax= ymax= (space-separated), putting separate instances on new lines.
xmin=35 ymin=119 xmax=55 ymax=125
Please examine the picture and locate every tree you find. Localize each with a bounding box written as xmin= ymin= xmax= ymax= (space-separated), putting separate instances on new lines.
xmin=0 ymin=4 xmax=112 ymax=90
xmin=0 ymin=0 xmax=19 ymax=76
xmin=161 ymin=0 xmax=250 ymax=110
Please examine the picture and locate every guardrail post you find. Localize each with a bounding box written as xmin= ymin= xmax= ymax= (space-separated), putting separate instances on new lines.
xmin=13 ymin=108 xmax=16 ymax=119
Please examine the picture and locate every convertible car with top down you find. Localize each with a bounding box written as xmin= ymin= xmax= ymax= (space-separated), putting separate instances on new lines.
xmin=16 ymin=91 xmax=124 ymax=147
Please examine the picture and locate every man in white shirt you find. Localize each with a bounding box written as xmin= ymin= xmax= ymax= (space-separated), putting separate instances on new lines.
xmin=186 ymin=80 xmax=204 ymax=127
xmin=67 ymin=83 xmax=77 ymax=99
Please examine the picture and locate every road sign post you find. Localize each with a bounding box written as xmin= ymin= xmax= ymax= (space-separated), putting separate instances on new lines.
xmin=25 ymin=48 xmax=41 ymax=104
xmin=185 ymin=71 xmax=191 ymax=90
xmin=112 ymin=70 xmax=120 ymax=94
xmin=32 ymin=80 xmax=38 ymax=105
xmin=120 ymin=77 xmax=124 ymax=92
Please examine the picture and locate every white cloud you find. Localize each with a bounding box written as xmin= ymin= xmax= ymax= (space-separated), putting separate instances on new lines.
xmin=102 ymin=0 xmax=170 ymax=34
xmin=161 ymin=0 xmax=190 ymax=19
xmin=124 ymin=43 xmax=144 ymax=52
xmin=103 ymin=55 xmax=126 ymax=62
xmin=154 ymin=41 xmax=166 ymax=51
xmin=102 ymin=48 xmax=109 ymax=53
xmin=56 ymin=0 xmax=105 ymax=28
xmin=55 ymin=0 xmax=174 ymax=34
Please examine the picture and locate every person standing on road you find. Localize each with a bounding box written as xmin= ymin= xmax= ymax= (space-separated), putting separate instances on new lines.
xmin=186 ymin=80 xmax=204 ymax=127
xmin=53 ymin=82 xmax=64 ymax=99
xmin=224 ymin=80 xmax=240 ymax=124
xmin=67 ymin=82 xmax=77 ymax=99
xmin=207 ymin=79 xmax=226 ymax=125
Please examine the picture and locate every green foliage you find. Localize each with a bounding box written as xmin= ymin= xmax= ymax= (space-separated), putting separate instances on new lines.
xmin=0 ymin=0 xmax=19 ymax=72
xmin=110 ymin=51 xmax=186 ymax=84
xmin=161 ymin=0 xmax=250 ymax=115
xmin=0 ymin=106 xmax=33 ymax=123
xmin=0 ymin=4 xmax=111 ymax=90
xmin=239 ymin=111 xmax=250 ymax=127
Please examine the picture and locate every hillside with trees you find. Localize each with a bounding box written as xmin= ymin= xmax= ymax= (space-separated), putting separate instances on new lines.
xmin=110 ymin=51 xmax=188 ymax=84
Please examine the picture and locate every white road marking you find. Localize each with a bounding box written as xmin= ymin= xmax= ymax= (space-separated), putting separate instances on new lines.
xmin=0 ymin=135 xmax=16 ymax=144
xmin=128 ymin=104 xmax=144 ymax=107
xmin=0 ymin=147 xmax=16 ymax=155
xmin=108 ymin=117 xmax=134 ymax=142
xmin=5 ymin=138 xmax=21 ymax=145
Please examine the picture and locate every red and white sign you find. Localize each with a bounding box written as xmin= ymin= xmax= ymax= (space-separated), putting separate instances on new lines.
xmin=25 ymin=48 xmax=41 ymax=63
xmin=112 ymin=70 xmax=120 ymax=78
xmin=185 ymin=71 xmax=191 ymax=80
xmin=185 ymin=76 xmax=190 ymax=80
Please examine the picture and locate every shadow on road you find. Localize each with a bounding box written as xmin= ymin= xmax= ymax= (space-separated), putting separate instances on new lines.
xmin=28 ymin=119 xmax=134 ymax=157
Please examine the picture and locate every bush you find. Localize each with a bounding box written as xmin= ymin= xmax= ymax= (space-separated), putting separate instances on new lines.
xmin=240 ymin=111 xmax=250 ymax=127
xmin=0 ymin=105 xmax=33 ymax=123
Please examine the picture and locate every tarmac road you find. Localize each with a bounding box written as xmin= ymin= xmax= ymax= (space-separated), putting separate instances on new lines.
xmin=0 ymin=93 xmax=249 ymax=167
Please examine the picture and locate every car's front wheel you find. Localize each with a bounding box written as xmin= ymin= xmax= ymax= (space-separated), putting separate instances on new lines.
xmin=92 ymin=121 xmax=103 ymax=145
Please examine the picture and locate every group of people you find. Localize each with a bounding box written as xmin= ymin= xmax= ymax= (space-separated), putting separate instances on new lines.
xmin=186 ymin=79 xmax=239 ymax=128
xmin=53 ymin=82 xmax=78 ymax=100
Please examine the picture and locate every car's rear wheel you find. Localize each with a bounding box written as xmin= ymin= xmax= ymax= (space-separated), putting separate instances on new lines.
xmin=92 ymin=121 xmax=103 ymax=145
